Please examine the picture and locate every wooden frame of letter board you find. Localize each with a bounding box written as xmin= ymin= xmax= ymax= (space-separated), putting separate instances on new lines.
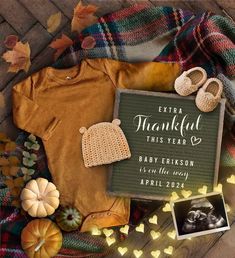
xmin=107 ymin=89 xmax=226 ymax=201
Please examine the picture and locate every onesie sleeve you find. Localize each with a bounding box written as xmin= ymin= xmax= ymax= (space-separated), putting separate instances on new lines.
xmin=102 ymin=58 xmax=181 ymax=91
xmin=12 ymin=76 xmax=61 ymax=141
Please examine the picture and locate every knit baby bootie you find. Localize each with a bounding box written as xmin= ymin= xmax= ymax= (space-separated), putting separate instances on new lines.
xmin=174 ymin=67 xmax=207 ymax=96
xmin=195 ymin=78 xmax=223 ymax=112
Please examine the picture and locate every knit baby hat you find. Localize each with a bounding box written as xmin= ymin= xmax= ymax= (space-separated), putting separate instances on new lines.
xmin=79 ymin=119 xmax=131 ymax=168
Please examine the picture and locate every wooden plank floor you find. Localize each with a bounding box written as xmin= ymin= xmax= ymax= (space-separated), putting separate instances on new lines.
xmin=0 ymin=1 xmax=235 ymax=258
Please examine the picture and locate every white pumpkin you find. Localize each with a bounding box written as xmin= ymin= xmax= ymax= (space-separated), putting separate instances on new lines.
xmin=21 ymin=178 xmax=60 ymax=217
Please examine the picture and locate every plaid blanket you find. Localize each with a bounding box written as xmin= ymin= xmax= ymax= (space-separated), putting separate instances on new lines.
xmin=54 ymin=4 xmax=235 ymax=78
xmin=54 ymin=4 xmax=193 ymax=67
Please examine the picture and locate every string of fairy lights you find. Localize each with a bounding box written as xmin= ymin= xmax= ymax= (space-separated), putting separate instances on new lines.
xmin=90 ymin=175 xmax=235 ymax=257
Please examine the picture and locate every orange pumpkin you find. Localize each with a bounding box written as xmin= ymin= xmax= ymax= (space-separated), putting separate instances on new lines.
xmin=21 ymin=219 xmax=62 ymax=258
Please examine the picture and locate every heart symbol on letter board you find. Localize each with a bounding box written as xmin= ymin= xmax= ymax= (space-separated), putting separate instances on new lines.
xmin=191 ymin=136 xmax=202 ymax=146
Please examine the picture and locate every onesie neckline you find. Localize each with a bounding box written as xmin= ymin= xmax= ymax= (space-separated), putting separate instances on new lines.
xmin=46 ymin=60 xmax=86 ymax=85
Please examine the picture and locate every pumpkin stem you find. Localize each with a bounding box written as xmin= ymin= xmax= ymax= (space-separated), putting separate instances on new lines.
xmin=67 ymin=214 xmax=73 ymax=220
xmin=35 ymin=239 xmax=45 ymax=252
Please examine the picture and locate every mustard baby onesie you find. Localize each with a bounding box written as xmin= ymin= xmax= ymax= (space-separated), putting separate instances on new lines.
xmin=12 ymin=58 xmax=180 ymax=231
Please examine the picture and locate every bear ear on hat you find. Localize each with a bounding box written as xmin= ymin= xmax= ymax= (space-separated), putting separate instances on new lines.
xmin=112 ymin=119 xmax=121 ymax=126
xmin=79 ymin=127 xmax=87 ymax=134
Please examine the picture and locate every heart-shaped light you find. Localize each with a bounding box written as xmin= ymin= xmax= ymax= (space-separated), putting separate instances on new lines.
xmin=118 ymin=247 xmax=128 ymax=256
xmin=181 ymin=189 xmax=192 ymax=198
xmin=227 ymin=175 xmax=235 ymax=184
xmin=162 ymin=203 xmax=171 ymax=212
xmin=225 ymin=203 xmax=231 ymax=212
xmin=120 ymin=225 xmax=129 ymax=235
xmin=170 ymin=192 xmax=180 ymax=201
xmin=133 ymin=249 xmax=143 ymax=258
xmin=213 ymin=183 xmax=223 ymax=193
xmin=198 ymin=185 xmax=207 ymax=195
xmin=167 ymin=230 xmax=176 ymax=240
xmin=151 ymin=250 xmax=161 ymax=258
xmin=91 ymin=227 xmax=102 ymax=235
xmin=164 ymin=246 xmax=173 ymax=255
xmin=103 ymin=228 xmax=114 ymax=237
xmin=135 ymin=223 xmax=144 ymax=233
xmin=149 ymin=215 xmax=158 ymax=225
xmin=106 ymin=237 xmax=116 ymax=246
xmin=150 ymin=230 xmax=161 ymax=240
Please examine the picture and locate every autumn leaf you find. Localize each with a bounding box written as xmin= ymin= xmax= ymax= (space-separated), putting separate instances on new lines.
xmin=5 ymin=177 xmax=24 ymax=188
xmin=13 ymin=177 xmax=24 ymax=187
xmin=0 ymin=144 xmax=5 ymax=152
xmin=1 ymin=166 xmax=10 ymax=176
xmin=49 ymin=34 xmax=73 ymax=61
xmin=2 ymin=41 xmax=31 ymax=73
xmin=8 ymin=156 xmax=20 ymax=166
xmin=11 ymin=187 xmax=21 ymax=197
xmin=5 ymin=141 xmax=17 ymax=152
xmin=71 ymin=1 xmax=98 ymax=33
xmin=4 ymin=35 xmax=19 ymax=49
xmin=10 ymin=166 xmax=20 ymax=176
xmin=1 ymin=165 xmax=19 ymax=176
xmin=47 ymin=12 xmax=62 ymax=33
xmin=11 ymin=199 xmax=21 ymax=208
xmin=81 ymin=36 xmax=96 ymax=49
xmin=0 ymin=157 xmax=9 ymax=166
xmin=5 ymin=179 xmax=14 ymax=189
xmin=0 ymin=132 xmax=10 ymax=142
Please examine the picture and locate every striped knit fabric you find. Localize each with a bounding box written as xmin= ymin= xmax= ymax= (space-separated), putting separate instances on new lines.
xmin=54 ymin=4 xmax=193 ymax=68
xmin=156 ymin=12 xmax=235 ymax=77
xmin=54 ymin=4 xmax=235 ymax=78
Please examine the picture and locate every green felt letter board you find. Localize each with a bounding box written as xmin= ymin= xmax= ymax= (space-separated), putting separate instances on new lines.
xmin=108 ymin=89 xmax=225 ymax=200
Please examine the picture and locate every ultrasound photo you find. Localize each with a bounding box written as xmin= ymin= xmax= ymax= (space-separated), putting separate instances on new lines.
xmin=171 ymin=193 xmax=230 ymax=240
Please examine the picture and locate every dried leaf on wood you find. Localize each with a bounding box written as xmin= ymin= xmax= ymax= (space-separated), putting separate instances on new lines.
xmin=2 ymin=41 xmax=31 ymax=73
xmin=47 ymin=12 xmax=62 ymax=33
xmin=4 ymin=35 xmax=19 ymax=49
xmin=81 ymin=36 xmax=96 ymax=49
xmin=71 ymin=1 xmax=98 ymax=33
xmin=49 ymin=34 xmax=73 ymax=61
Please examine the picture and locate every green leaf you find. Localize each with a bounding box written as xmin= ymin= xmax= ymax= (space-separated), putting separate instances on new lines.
xmin=23 ymin=151 xmax=30 ymax=158
xmin=28 ymin=134 xmax=37 ymax=142
xmin=31 ymin=154 xmax=37 ymax=161
xmin=31 ymin=143 xmax=40 ymax=151
xmin=23 ymin=157 xmax=35 ymax=167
